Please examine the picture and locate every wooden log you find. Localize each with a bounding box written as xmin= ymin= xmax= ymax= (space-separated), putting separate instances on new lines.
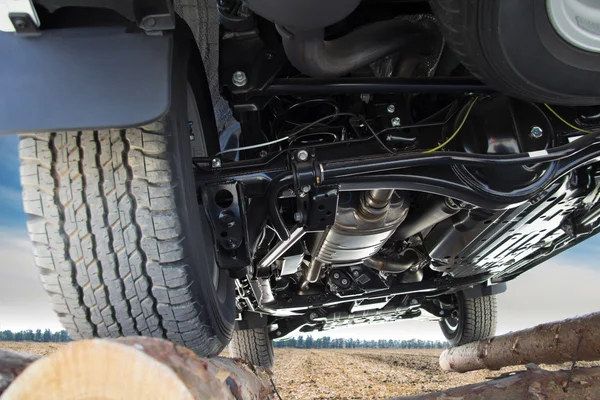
xmin=0 ymin=349 xmax=39 ymax=396
xmin=394 ymin=364 xmax=600 ymax=400
xmin=2 ymin=337 xmax=274 ymax=400
xmin=440 ymin=312 xmax=600 ymax=373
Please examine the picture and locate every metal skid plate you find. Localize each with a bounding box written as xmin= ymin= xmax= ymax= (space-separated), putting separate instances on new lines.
xmin=428 ymin=170 xmax=600 ymax=279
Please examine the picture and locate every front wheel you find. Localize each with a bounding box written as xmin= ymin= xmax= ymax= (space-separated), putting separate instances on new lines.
xmin=439 ymin=292 xmax=497 ymax=346
xmin=19 ymin=29 xmax=235 ymax=356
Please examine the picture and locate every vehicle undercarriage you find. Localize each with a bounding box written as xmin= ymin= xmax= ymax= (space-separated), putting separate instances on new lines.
xmin=192 ymin=0 xmax=600 ymax=340
xmin=4 ymin=0 xmax=600 ymax=368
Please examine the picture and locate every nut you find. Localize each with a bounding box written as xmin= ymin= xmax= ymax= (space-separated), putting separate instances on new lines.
xmin=232 ymin=71 xmax=248 ymax=87
xmin=294 ymin=211 xmax=304 ymax=222
xmin=387 ymin=104 xmax=396 ymax=114
xmin=391 ymin=117 xmax=401 ymax=127
xmin=211 ymin=158 xmax=221 ymax=168
xmin=530 ymin=126 xmax=543 ymax=139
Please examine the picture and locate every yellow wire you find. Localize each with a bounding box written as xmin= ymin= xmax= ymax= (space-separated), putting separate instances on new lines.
xmin=423 ymin=96 xmax=480 ymax=154
xmin=543 ymin=103 xmax=592 ymax=134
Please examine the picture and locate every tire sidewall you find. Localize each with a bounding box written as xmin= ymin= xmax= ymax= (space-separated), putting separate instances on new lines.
xmin=166 ymin=28 xmax=236 ymax=351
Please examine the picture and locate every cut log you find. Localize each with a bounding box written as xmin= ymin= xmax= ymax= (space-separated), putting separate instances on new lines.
xmin=440 ymin=311 xmax=600 ymax=373
xmin=0 ymin=349 xmax=39 ymax=396
xmin=2 ymin=337 xmax=274 ymax=400
xmin=394 ymin=365 xmax=600 ymax=400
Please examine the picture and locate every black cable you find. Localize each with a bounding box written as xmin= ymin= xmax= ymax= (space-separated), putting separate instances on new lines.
xmin=356 ymin=116 xmax=396 ymax=154
xmin=287 ymin=112 xmax=358 ymax=139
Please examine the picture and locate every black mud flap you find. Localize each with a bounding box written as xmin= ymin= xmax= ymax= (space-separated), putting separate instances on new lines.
xmin=0 ymin=27 xmax=172 ymax=133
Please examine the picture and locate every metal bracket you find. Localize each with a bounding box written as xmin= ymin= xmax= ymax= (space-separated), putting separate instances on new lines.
xmin=202 ymin=182 xmax=251 ymax=271
xmin=139 ymin=0 xmax=175 ymax=33
xmin=291 ymin=148 xmax=319 ymax=194
xmin=1 ymin=0 xmax=39 ymax=33
xmin=306 ymin=185 xmax=338 ymax=231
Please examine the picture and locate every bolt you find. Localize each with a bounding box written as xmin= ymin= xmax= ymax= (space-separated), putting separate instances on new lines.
xmin=410 ymin=299 xmax=418 ymax=306
xmin=439 ymin=310 xmax=445 ymax=316
xmin=265 ymin=52 xmax=274 ymax=60
xmin=211 ymin=158 xmax=221 ymax=168
xmin=301 ymin=185 xmax=311 ymax=193
xmin=309 ymin=312 xmax=318 ymax=320
xmin=219 ymin=211 xmax=236 ymax=228
xmin=332 ymin=272 xmax=340 ymax=279
xmin=259 ymin=150 xmax=268 ymax=157
xmin=294 ymin=211 xmax=304 ymax=222
xmin=13 ymin=18 xmax=27 ymax=29
xmin=296 ymin=149 xmax=309 ymax=161
xmin=360 ymin=94 xmax=372 ymax=104
xmin=276 ymin=331 xmax=282 ymax=336
xmin=530 ymin=126 xmax=543 ymax=139
xmin=352 ymin=270 xmax=360 ymax=277
xmin=225 ymin=239 xmax=239 ymax=249
xmin=387 ymin=104 xmax=396 ymax=114
xmin=145 ymin=17 xmax=157 ymax=27
xmin=190 ymin=134 xmax=195 ymax=141
xmin=340 ymin=278 xmax=349 ymax=286
xmin=232 ymin=71 xmax=247 ymax=87
xmin=391 ymin=117 xmax=401 ymax=127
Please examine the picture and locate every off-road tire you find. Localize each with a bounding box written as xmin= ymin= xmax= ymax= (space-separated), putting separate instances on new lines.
xmin=18 ymin=30 xmax=235 ymax=356
xmin=228 ymin=327 xmax=275 ymax=369
xmin=439 ymin=292 xmax=497 ymax=346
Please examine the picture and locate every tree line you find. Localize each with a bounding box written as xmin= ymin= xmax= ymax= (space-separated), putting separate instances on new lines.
xmin=0 ymin=329 xmax=71 ymax=343
xmin=273 ymin=336 xmax=448 ymax=349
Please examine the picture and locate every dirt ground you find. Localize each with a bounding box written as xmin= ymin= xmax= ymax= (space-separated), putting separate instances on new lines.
xmin=2 ymin=342 xmax=599 ymax=399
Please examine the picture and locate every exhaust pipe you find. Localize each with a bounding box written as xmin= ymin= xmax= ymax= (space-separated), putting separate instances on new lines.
xmin=363 ymin=248 xmax=420 ymax=273
xmin=279 ymin=20 xmax=434 ymax=78
xmin=246 ymin=0 xmax=434 ymax=78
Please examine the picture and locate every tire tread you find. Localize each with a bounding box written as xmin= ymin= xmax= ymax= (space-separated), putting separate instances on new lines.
xmin=228 ymin=327 xmax=274 ymax=369
xmin=19 ymin=129 xmax=222 ymax=354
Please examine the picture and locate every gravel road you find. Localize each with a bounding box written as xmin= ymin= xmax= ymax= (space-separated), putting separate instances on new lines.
xmin=2 ymin=343 xmax=599 ymax=399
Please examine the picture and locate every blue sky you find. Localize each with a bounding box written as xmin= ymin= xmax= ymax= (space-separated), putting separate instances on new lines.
xmin=0 ymin=134 xmax=599 ymax=339
xmin=0 ymin=135 xmax=26 ymax=230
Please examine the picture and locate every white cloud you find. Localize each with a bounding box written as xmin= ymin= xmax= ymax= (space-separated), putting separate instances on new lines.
xmin=0 ymin=230 xmax=62 ymax=331
xmin=495 ymin=259 xmax=600 ymax=334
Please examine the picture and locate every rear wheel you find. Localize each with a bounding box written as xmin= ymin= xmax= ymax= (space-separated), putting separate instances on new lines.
xmin=228 ymin=327 xmax=275 ymax=369
xmin=18 ymin=32 xmax=235 ymax=356
xmin=439 ymin=292 xmax=497 ymax=346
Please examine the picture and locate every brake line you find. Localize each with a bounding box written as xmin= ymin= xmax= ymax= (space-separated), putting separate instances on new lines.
xmin=423 ymin=96 xmax=479 ymax=153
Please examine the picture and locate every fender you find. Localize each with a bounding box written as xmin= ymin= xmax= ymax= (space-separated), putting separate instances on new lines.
xmin=0 ymin=27 xmax=172 ymax=133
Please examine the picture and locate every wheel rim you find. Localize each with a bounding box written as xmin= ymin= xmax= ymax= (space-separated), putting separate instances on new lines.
xmin=547 ymin=0 xmax=600 ymax=53
xmin=443 ymin=317 xmax=459 ymax=333
xmin=186 ymin=84 xmax=228 ymax=302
